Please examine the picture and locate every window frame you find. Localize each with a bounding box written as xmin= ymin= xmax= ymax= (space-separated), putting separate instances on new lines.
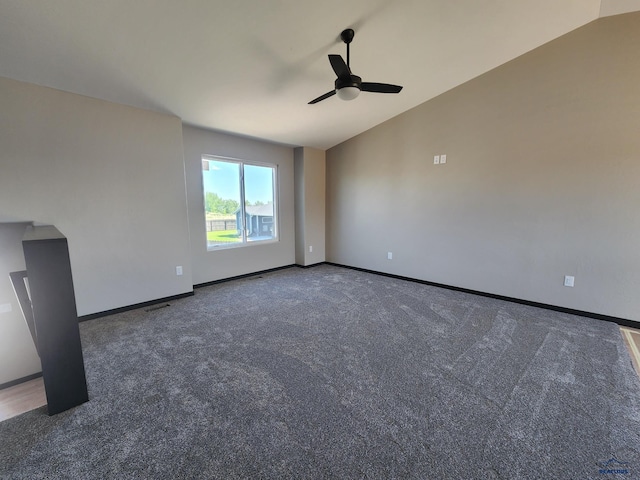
xmin=201 ymin=154 xmax=279 ymax=251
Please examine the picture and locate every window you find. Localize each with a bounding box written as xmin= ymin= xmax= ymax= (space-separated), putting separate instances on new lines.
xmin=202 ymin=155 xmax=277 ymax=250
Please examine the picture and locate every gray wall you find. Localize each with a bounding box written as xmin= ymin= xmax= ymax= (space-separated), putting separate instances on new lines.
xmin=0 ymin=223 xmax=41 ymax=384
xmin=183 ymin=125 xmax=295 ymax=285
xmin=294 ymin=147 xmax=326 ymax=266
xmin=0 ymin=76 xmax=193 ymax=317
xmin=326 ymin=13 xmax=640 ymax=322
xmin=294 ymin=149 xmax=306 ymax=265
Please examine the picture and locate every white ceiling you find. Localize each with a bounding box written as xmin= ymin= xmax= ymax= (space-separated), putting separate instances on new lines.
xmin=1 ymin=0 xmax=639 ymax=150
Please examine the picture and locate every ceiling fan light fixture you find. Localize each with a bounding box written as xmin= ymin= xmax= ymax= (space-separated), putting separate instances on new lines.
xmin=337 ymin=86 xmax=360 ymax=101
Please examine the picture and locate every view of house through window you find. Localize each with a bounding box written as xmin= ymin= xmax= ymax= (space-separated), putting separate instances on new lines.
xmin=202 ymin=156 xmax=277 ymax=250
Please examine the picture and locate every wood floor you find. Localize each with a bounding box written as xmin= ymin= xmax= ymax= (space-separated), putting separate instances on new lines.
xmin=621 ymin=327 xmax=640 ymax=377
xmin=0 ymin=377 xmax=46 ymax=422
xmin=1 ymin=326 xmax=640 ymax=423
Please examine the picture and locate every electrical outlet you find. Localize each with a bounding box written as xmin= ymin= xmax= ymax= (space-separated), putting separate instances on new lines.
xmin=564 ymin=275 xmax=574 ymax=287
xmin=309 ymin=245 xmax=313 ymax=253
xmin=387 ymin=252 xmax=393 ymax=260
xmin=434 ymin=155 xmax=440 ymax=165
xmin=176 ymin=266 xmax=183 ymax=276
xmin=440 ymin=154 xmax=447 ymax=164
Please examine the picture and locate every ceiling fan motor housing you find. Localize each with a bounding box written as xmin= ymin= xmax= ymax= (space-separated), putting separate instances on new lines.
xmin=335 ymin=75 xmax=361 ymax=91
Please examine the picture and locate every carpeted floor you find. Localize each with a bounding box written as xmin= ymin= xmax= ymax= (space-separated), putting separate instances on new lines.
xmin=1 ymin=264 xmax=639 ymax=479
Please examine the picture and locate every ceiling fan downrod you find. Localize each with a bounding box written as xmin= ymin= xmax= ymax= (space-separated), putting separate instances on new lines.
xmin=341 ymin=28 xmax=354 ymax=68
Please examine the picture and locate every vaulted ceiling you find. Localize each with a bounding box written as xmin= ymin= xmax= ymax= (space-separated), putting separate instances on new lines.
xmin=1 ymin=0 xmax=638 ymax=150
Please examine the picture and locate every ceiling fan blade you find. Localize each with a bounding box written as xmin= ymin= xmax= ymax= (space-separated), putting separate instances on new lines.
xmin=329 ymin=54 xmax=351 ymax=79
xmin=361 ymin=82 xmax=403 ymax=94
xmin=308 ymin=90 xmax=336 ymax=104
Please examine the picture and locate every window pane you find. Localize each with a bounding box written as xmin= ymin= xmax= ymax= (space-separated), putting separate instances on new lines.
xmin=202 ymin=156 xmax=278 ymax=250
xmin=202 ymin=159 xmax=242 ymax=248
xmin=243 ymin=164 xmax=276 ymax=242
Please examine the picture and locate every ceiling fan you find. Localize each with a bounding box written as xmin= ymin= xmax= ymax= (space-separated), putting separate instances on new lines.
xmin=308 ymin=28 xmax=403 ymax=105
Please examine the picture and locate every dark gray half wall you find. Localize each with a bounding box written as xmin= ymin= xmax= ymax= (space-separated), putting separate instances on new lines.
xmin=326 ymin=13 xmax=640 ymax=322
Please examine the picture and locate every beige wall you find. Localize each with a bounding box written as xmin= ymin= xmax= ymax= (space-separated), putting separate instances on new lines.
xmin=0 ymin=223 xmax=42 ymax=384
xmin=183 ymin=125 xmax=295 ymax=284
xmin=294 ymin=148 xmax=306 ymax=265
xmin=294 ymin=147 xmax=326 ymax=266
xmin=0 ymin=77 xmax=193 ymax=317
xmin=326 ymin=13 xmax=640 ymax=322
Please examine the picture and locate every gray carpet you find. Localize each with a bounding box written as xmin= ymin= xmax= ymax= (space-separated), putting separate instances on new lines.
xmin=1 ymin=264 xmax=639 ymax=479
